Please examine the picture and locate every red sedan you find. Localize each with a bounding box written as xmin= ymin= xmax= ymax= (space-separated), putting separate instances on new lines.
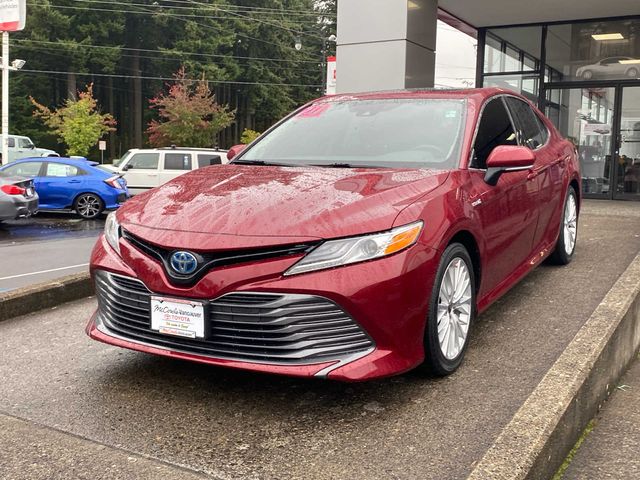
xmin=86 ymin=88 xmax=580 ymax=381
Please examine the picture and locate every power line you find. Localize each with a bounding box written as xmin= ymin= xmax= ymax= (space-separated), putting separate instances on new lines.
xmin=19 ymin=68 xmax=322 ymax=88
xmin=11 ymin=39 xmax=322 ymax=64
xmin=75 ymin=0 xmax=333 ymax=18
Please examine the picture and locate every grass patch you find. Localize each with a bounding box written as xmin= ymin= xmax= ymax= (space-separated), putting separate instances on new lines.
xmin=552 ymin=420 xmax=596 ymax=480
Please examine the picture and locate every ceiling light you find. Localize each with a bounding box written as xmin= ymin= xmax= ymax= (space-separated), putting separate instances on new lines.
xmin=408 ymin=1 xmax=421 ymax=9
xmin=619 ymin=59 xmax=640 ymax=64
xmin=591 ymin=33 xmax=624 ymax=41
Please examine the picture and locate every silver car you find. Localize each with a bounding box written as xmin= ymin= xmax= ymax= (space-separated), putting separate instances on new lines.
xmin=0 ymin=172 xmax=39 ymax=221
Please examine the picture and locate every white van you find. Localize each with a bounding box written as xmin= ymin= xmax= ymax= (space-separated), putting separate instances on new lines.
xmin=106 ymin=147 xmax=229 ymax=195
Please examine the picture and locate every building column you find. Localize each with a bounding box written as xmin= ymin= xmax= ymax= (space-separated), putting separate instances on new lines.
xmin=336 ymin=0 xmax=437 ymax=93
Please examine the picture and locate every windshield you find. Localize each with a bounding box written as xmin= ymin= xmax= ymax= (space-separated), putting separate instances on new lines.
xmin=113 ymin=150 xmax=133 ymax=167
xmin=241 ymin=98 xmax=466 ymax=169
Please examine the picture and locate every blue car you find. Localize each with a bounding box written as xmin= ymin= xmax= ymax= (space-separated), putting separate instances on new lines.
xmin=0 ymin=157 xmax=130 ymax=219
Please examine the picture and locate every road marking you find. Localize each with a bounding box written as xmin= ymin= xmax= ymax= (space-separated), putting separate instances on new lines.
xmin=0 ymin=264 xmax=89 ymax=281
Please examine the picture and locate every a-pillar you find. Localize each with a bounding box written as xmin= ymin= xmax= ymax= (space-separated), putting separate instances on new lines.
xmin=336 ymin=0 xmax=438 ymax=93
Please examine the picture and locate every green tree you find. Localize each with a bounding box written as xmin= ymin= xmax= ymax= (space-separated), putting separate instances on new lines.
xmin=31 ymin=84 xmax=116 ymax=156
xmin=147 ymin=67 xmax=235 ymax=147
xmin=240 ymin=128 xmax=261 ymax=144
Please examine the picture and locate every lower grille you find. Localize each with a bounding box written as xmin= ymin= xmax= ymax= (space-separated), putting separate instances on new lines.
xmin=94 ymin=271 xmax=374 ymax=365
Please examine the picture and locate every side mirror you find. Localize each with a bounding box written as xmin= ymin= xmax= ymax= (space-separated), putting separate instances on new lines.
xmin=484 ymin=146 xmax=535 ymax=186
xmin=122 ymin=164 xmax=130 ymax=172
xmin=227 ymin=144 xmax=247 ymax=161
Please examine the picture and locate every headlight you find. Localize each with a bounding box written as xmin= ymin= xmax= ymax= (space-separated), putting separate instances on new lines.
xmin=104 ymin=211 xmax=121 ymax=255
xmin=285 ymin=221 xmax=423 ymax=276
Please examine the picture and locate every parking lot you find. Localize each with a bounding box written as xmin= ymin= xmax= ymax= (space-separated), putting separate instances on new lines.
xmin=0 ymin=214 xmax=103 ymax=291
xmin=0 ymin=200 xmax=638 ymax=479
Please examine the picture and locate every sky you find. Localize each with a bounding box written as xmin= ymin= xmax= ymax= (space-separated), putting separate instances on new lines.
xmin=434 ymin=20 xmax=478 ymax=88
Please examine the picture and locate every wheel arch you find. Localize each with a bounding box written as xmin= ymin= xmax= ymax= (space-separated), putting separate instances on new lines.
xmin=71 ymin=191 xmax=105 ymax=210
xmin=446 ymin=230 xmax=482 ymax=294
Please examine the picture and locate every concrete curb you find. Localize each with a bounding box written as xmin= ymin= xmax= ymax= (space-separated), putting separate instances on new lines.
xmin=468 ymin=252 xmax=640 ymax=480
xmin=0 ymin=272 xmax=93 ymax=323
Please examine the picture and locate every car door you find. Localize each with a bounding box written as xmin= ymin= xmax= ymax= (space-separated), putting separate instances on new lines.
xmin=159 ymin=152 xmax=193 ymax=186
xmin=122 ymin=152 xmax=160 ymax=194
xmin=505 ymin=97 xmax=564 ymax=252
xmin=467 ymin=96 xmax=541 ymax=298
xmin=37 ymin=162 xmax=85 ymax=209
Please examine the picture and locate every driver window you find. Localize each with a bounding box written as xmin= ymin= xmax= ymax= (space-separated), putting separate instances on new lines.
xmin=472 ymin=98 xmax=518 ymax=169
xmin=127 ymin=153 xmax=159 ymax=170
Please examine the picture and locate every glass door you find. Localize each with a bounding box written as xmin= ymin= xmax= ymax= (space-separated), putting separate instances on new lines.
xmin=546 ymin=87 xmax=616 ymax=198
xmin=614 ymin=86 xmax=640 ymax=199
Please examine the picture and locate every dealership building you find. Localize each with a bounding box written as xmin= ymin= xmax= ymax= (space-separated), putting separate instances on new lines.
xmin=336 ymin=1 xmax=640 ymax=200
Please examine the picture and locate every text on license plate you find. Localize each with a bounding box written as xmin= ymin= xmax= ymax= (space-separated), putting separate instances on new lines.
xmin=150 ymin=296 xmax=205 ymax=339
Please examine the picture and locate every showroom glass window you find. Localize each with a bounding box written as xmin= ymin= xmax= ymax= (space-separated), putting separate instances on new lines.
xmin=547 ymin=20 xmax=640 ymax=82
xmin=483 ymin=26 xmax=542 ymax=101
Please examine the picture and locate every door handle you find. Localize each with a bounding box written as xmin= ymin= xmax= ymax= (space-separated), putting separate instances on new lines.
xmin=68 ymin=179 xmax=81 ymax=183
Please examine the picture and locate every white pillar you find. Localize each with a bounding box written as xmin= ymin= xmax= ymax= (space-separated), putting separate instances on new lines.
xmin=2 ymin=31 xmax=9 ymax=165
xmin=336 ymin=0 xmax=438 ymax=93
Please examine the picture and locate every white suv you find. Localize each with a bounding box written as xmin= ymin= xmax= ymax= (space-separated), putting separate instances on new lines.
xmin=106 ymin=147 xmax=229 ymax=195
xmin=3 ymin=135 xmax=59 ymax=163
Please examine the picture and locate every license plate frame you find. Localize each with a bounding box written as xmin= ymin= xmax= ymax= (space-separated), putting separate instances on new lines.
xmin=150 ymin=296 xmax=207 ymax=339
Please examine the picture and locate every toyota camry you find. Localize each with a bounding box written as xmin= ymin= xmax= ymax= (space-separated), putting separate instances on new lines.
xmin=86 ymin=88 xmax=580 ymax=381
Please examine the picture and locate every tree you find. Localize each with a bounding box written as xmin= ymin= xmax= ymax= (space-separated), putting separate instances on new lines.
xmin=147 ymin=67 xmax=235 ymax=148
xmin=240 ymin=128 xmax=261 ymax=144
xmin=31 ymin=84 xmax=116 ymax=157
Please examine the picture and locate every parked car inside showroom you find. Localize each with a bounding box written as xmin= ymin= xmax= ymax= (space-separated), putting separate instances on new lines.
xmin=86 ymin=88 xmax=580 ymax=381
xmin=0 ymin=157 xmax=129 ymax=219
xmin=0 ymin=171 xmax=38 ymax=222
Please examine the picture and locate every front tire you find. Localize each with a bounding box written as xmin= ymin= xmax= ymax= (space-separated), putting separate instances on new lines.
xmin=74 ymin=193 xmax=104 ymax=220
xmin=581 ymin=70 xmax=593 ymax=79
xmin=549 ymin=186 xmax=578 ymax=265
xmin=423 ymin=243 xmax=476 ymax=376
xmin=627 ymin=67 xmax=639 ymax=79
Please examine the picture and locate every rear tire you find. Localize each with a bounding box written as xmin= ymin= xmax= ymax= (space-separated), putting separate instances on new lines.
xmin=74 ymin=193 xmax=104 ymax=220
xmin=423 ymin=243 xmax=476 ymax=376
xmin=549 ymin=186 xmax=578 ymax=265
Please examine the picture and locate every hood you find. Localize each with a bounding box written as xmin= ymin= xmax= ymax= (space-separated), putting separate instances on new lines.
xmin=119 ymin=165 xmax=448 ymax=248
xmin=35 ymin=148 xmax=57 ymax=156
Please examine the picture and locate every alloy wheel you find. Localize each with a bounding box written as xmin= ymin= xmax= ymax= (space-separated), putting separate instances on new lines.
xmin=437 ymin=257 xmax=473 ymax=360
xmin=563 ymin=193 xmax=578 ymax=256
xmin=76 ymin=194 xmax=102 ymax=219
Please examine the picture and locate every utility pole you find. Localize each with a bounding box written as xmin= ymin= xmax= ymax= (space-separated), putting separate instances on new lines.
xmin=2 ymin=31 xmax=9 ymax=166
xmin=0 ymin=0 xmax=27 ymax=166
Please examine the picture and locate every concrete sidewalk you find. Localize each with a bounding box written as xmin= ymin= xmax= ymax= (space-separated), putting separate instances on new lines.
xmin=562 ymin=354 xmax=640 ymax=480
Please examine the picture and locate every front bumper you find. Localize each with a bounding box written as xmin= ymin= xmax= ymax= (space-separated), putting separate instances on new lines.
xmin=87 ymin=233 xmax=440 ymax=381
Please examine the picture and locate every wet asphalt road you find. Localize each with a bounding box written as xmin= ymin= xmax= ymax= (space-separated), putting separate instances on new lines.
xmin=0 ymin=201 xmax=639 ymax=480
xmin=0 ymin=214 xmax=104 ymax=291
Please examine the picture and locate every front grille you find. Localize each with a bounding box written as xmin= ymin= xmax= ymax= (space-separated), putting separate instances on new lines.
xmin=94 ymin=271 xmax=374 ymax=365
xmin=121 ymin=230 xmax=318 ymax=287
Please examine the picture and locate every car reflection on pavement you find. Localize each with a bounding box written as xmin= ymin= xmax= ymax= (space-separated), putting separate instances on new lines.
xmin=0 ymin=213 xmax=105 ymax=244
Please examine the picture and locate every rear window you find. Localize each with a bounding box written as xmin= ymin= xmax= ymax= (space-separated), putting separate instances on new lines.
xmin=164 ymin=153 xmax=192 ymax=170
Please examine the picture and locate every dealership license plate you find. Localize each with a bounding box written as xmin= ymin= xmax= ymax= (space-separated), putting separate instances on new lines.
xmin=26 ymin=187 xmax=34 ymax=197
xmin=150 ymin=297 xmax=205 ymax=339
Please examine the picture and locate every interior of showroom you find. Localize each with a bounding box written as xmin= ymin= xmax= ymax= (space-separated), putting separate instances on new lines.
xmin=336 ymin=0 xmax=640 ymax=200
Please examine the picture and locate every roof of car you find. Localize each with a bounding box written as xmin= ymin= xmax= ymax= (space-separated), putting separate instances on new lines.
xmin=128 ymin=147 xmax=228 ymax=153
xmin=11 ymin=157 xmax=99 ymax=167
xmin=318 ymin=87 xmax=518 ymax=104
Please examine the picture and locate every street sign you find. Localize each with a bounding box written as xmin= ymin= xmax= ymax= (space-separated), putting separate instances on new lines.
xmin=326 ymin=56 xmax=337 ymax=95
xmin=0 ymin=0 xmax=26 ymax=32
xmin=98 ymin=140 xmax=107 ymax=151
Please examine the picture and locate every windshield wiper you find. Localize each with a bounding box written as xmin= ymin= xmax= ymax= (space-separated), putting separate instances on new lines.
xmin=311 ymin=163 xmax=383 ymax=169
xmin=231 ymin=159 xmax=307 ymax=167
